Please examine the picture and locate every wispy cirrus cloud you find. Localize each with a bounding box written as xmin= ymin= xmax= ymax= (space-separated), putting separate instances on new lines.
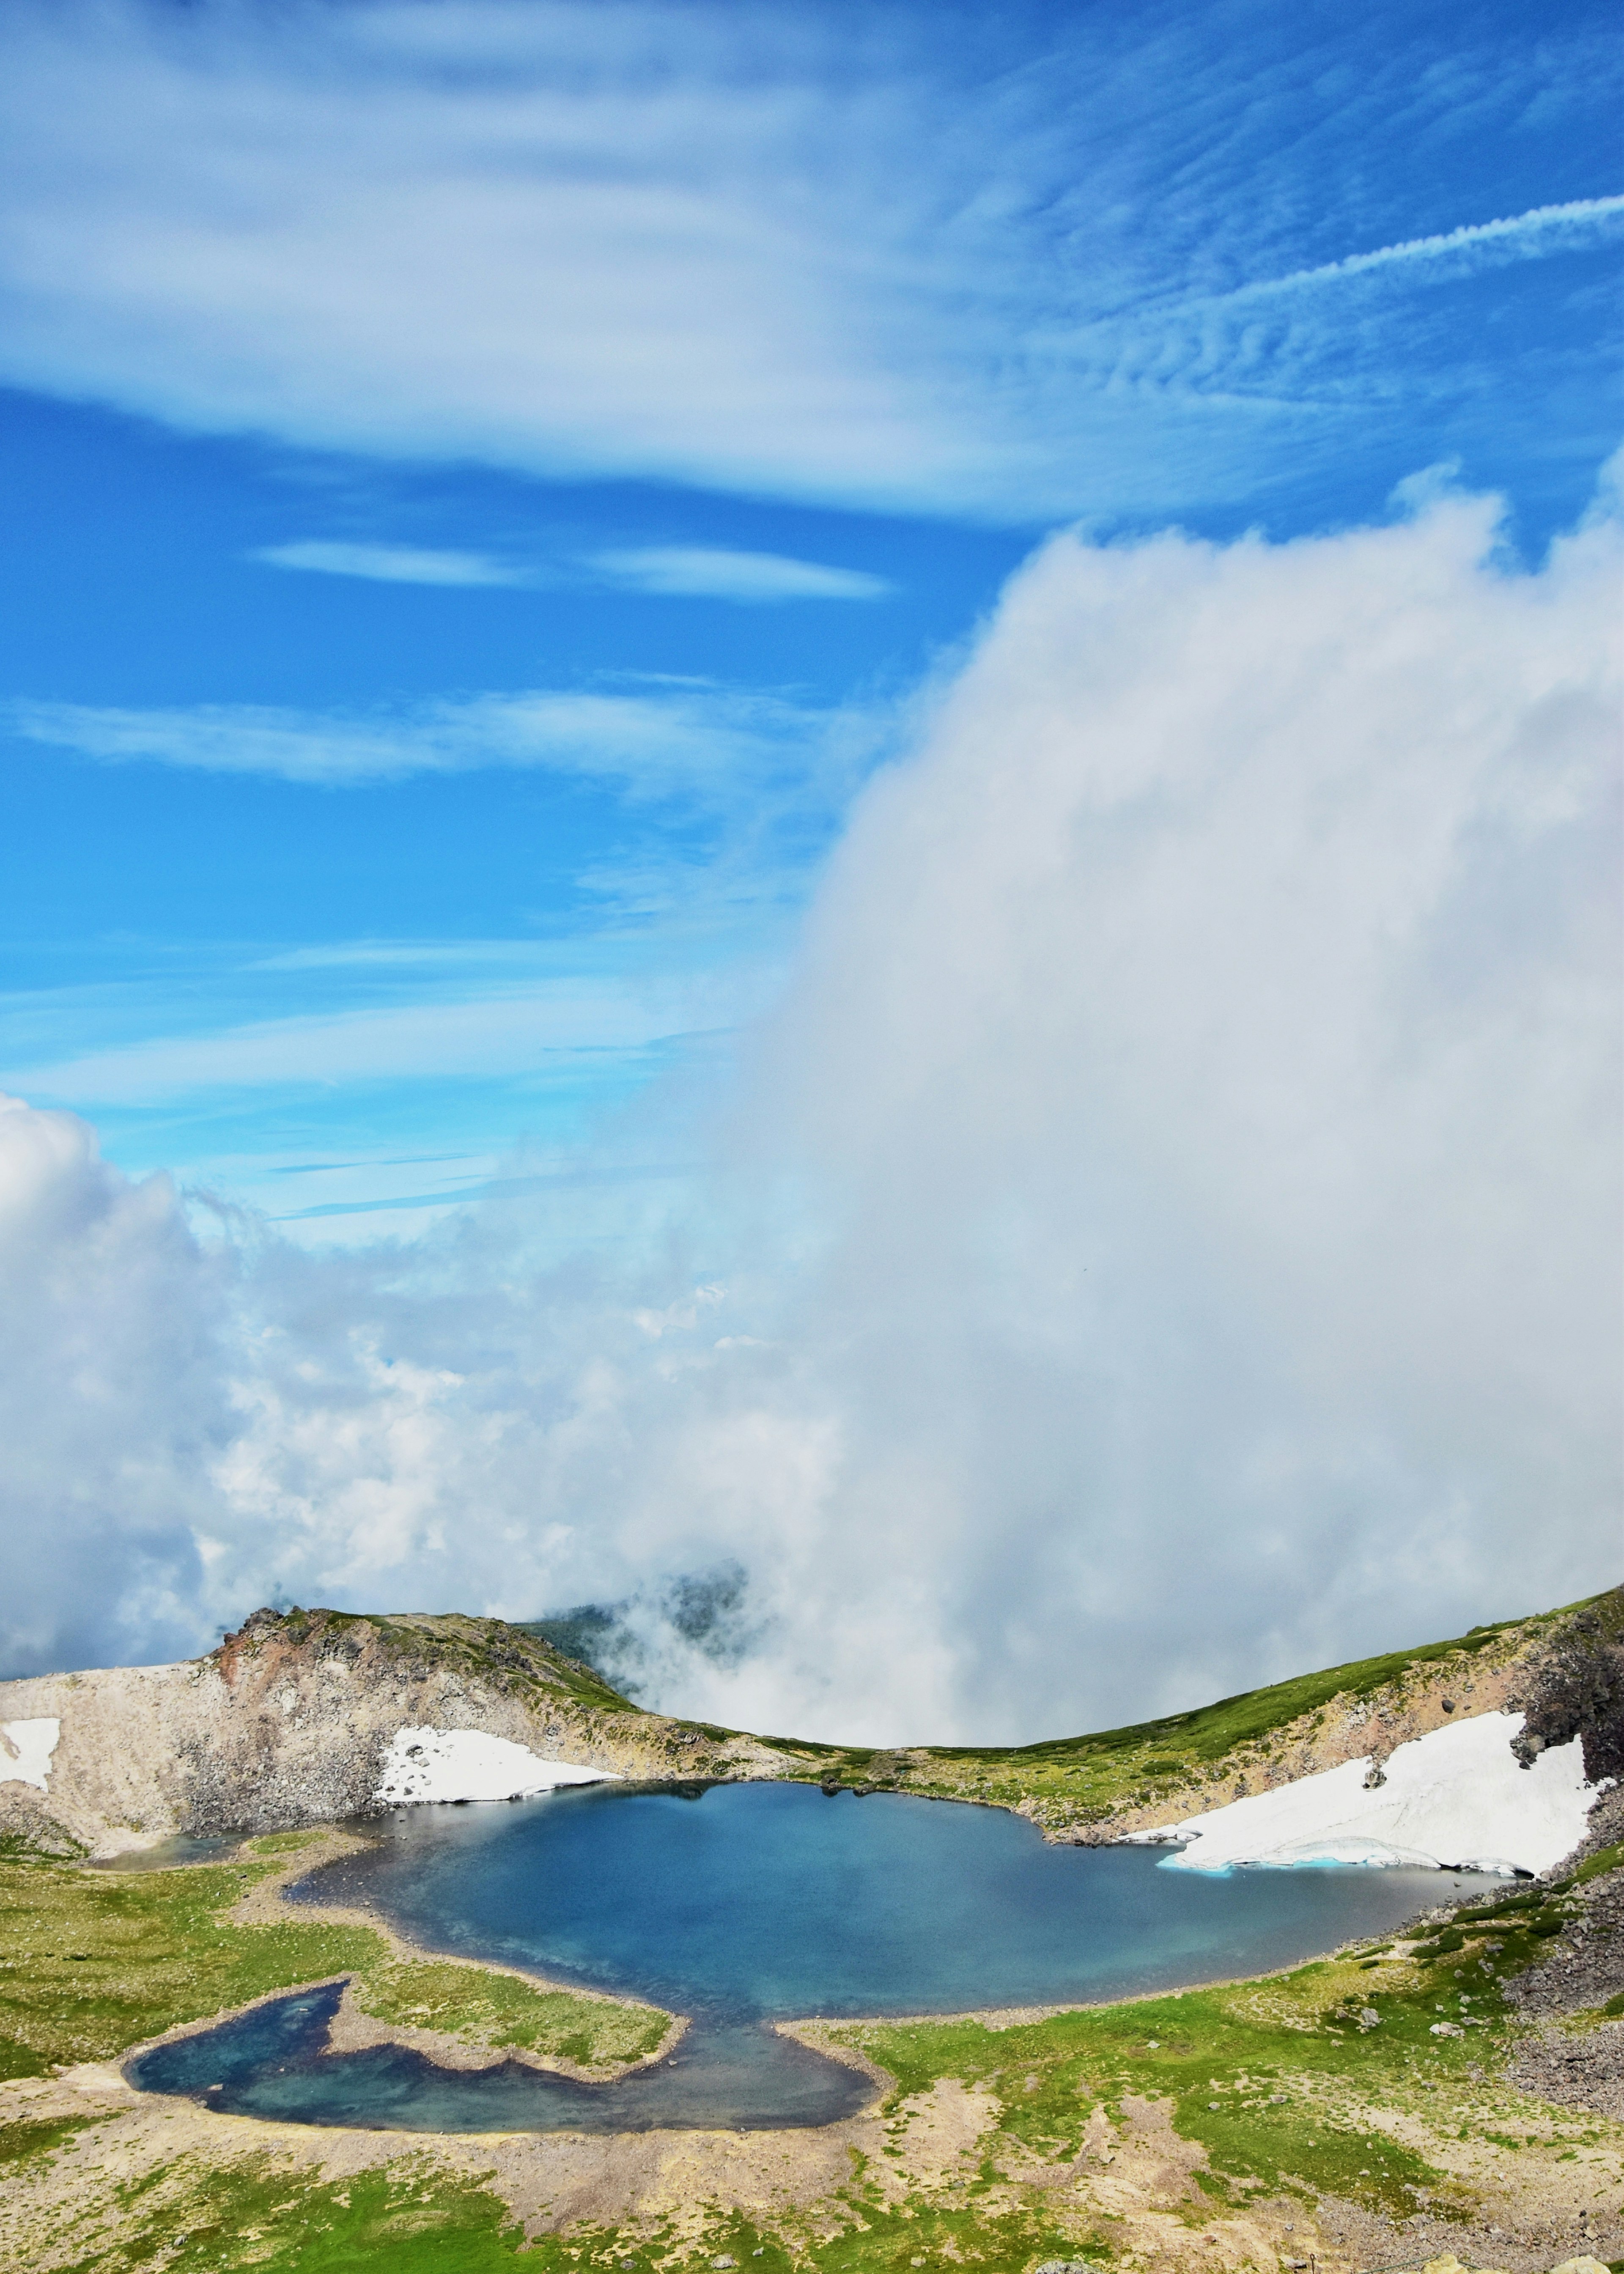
xmin=8 ymin=682 xmax=835 ymax=795
xmin=2 ymin=972 xmax=756 ymax=1106
xmin=587 ymin=546 xmax=893 ymax=603
xmin=0 ymin=0 xmax=1615 ymax=520
xmin=250 ymin=540 xmax=535 ymax=587
xmin=252 ymin=538 xmax=893 ymax=603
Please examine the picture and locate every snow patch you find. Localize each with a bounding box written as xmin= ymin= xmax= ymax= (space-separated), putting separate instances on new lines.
xmin=0 ymin=1718 xmax=60 ymax=1793
xmin=1145 ymin=1711 xmax=1594 ymax=1878
xmin=374 ymin=1725 xmax=619 ymax=1807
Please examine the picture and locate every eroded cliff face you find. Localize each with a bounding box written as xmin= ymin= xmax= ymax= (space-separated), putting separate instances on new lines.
xmin=0 ymin=1607 xmax=787 ymax=1858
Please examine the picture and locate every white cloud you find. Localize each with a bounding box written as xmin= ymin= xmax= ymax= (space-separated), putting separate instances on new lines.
xmin=8 ymin=683 xmax=826 ymax=793
xmin=250 ymin=540 xmax=533 ymax=587
xmin=701 ymin=483 xmax=1622 ymax=1737
xmin=250 ymin=538 xmax=894 ymax=602
xmin=0 ymin=1094 xmax=233 ymax=1679
xmin=1235 ymin=193 xmax=1624 ymax=302
xmin=1 ymin=486 xmax=1618 ymax=1739
xmin=4 ymin=969 xmax=762 ymax=1107
xmin=588 ymin=547 xmax=892 ymax=603
xmin=0 ymin=2 xmax=1612 ymax=518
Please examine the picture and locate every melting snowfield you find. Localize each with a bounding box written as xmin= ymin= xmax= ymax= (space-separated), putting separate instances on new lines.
xmin=0 ymin=1719 xmax=59 ymax=1793
xmin=1144 ymin=1711 xmax=1595 ymax=1876
xmin=365 ymin=1709 xmax=1601 ymax=1878
xmin=373 ymin=1725 xmax=619 ymax=1806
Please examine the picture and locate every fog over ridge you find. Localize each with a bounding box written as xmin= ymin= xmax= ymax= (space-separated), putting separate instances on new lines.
xmin=2 ymin=478 xmax=1619 ymax=1742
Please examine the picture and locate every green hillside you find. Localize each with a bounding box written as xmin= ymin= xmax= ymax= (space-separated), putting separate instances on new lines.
xmin=694 ymin=1592 xmax=1614 ymax=1838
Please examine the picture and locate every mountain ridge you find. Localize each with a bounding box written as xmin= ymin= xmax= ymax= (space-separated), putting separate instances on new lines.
xmin=0 ymin=1588 xmax=1616 ymax=1865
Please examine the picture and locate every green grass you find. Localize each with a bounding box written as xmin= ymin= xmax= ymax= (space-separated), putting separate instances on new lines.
xmin=534 ymin=2203 xmax=1118 ymax=2273
xmin=935 ymin=1616 xmax=1516 ymax=1762
xmin=0 ymin=1840 xmax=381 ymax=2076
xmin=914 ymin=1604 xmax=1566 ymax=1791
xmin=737 ymin=1594 xmax=1602 ymax=1830
xmin=0 ymin=1838 xmax=669 ymax=2080
xmin=49 ymin=2153 xmax=529 ymax=2274
xmin=4 ymin=1848 xmax=1617 ymax=2271
xmin=0 ymin=2112 xmax=105 ymax=2169
xmin=350 ymin=1958 xmax=669 ymax=2071
xmin=825 ymin=1868 xmax=1597 ymax=2231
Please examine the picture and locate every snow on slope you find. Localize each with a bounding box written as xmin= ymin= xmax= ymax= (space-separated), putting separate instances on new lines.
xmin=1145 ymin=1711 xmax=1595 ymax=1877
xmin=375 ymin=1724 xmax=619 ymax=1806
xmin=0 ymin=1718 xmax=60 ymax=1793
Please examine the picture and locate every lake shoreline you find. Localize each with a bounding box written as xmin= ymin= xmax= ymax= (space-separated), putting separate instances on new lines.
xmin=104 ymin=1825 xmax=688 ymax=2093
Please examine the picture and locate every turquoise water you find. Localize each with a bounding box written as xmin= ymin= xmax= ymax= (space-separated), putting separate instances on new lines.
xmin=129 ymin=1781 xmax=1494 ymax=2131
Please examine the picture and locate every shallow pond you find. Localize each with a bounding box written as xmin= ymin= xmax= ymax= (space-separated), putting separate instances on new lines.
xmin=129 ymin=1780 xmax=1498 ymax=2131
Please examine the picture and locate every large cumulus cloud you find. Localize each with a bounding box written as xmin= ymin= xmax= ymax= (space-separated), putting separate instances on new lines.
xmin=0 ymin=1096 xmax=232 ymax=1676
xmin=719 ymin=481 xmax=1622 ymax=1735
xmin=2 ymin=481 xmax=1618 ymax=1737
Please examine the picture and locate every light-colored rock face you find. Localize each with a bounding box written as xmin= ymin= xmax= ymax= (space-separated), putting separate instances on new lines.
xmin=0 ymin=1609 xmax=723 ymax=1857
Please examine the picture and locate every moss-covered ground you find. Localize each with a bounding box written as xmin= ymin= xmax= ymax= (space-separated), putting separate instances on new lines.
xmin=0 ymin=1841 xmax=379 ymax=2079
xmin=0 ymin=1835 xmax=668 ymax=2082
xmin=350 ymin=1957 xmax=670 ymax=2070
xmin=3 ymin=1837 xmax=1620 ymax=2269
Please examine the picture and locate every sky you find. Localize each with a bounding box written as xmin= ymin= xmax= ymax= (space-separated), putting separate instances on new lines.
xmin=0 ymin=0 xmax=1620 ymax=1738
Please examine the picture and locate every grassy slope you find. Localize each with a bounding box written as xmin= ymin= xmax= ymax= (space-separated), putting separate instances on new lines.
xmin=349 ymin=1957 xmax=670 ymax=2070
xmin=734 ymin=1599 xmax=1585 ymax=1833
xmin=0 ymin=1834 xmax=667 ymax=2082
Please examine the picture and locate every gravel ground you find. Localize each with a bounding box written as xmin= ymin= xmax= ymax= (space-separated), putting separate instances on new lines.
xmin=1506 ymin=1790 xmax=1624 ymax=2123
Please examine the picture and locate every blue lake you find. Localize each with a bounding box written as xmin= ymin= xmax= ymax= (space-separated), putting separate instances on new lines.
xmin=128 ymin=1781 xmax=1496 ymax=2132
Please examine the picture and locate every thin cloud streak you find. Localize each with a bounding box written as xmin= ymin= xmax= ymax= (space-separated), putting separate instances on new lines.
xmin=9 ymin=684 xmax=835 ymax=795
xmin=2 ymin=974 xmax=759 ymax=1106
xmin=1221 ymin=192 xmax=1624 ymax=304
xmin=587 ymin=547 xmax=894 ymax=603
xmin=251 ymin=540 xmax=535 ymax=587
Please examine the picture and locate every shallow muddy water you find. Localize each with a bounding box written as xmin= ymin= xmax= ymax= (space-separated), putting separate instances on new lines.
xmin=129 ymin=1781 xmax=1497 ymax=2131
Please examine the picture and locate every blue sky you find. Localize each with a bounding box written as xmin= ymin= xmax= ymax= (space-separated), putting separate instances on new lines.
xmin=2 ymin=0 xmax=1619 ymax=1243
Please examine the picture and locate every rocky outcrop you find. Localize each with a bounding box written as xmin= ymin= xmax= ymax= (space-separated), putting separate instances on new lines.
xmin=0 ymin=1606 xmax=794 ymax=1858
xmin=1511 ymin=1589 xmax=1624 ymax=1786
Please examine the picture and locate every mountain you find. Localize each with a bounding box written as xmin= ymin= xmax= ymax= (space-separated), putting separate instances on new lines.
xmin=0 ymin=1588 xmax=1616 ymax=1867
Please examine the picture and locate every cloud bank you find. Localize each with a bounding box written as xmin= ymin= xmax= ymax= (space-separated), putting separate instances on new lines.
xmin=0 ymin=1097 xmax=233 ymax=1679
xmin=2 ymin=486 xmax=1618 ymax=1738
